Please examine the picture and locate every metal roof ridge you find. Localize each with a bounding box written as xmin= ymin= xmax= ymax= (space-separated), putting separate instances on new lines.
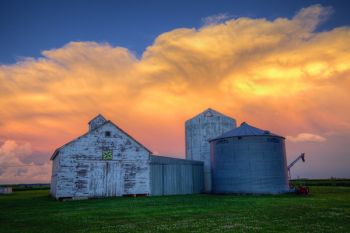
xmin=209 ymin=122 xmax=284 ymax=141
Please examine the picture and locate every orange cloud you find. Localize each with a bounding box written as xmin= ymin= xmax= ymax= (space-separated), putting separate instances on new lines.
xmin=287 ymin=133 xmax=327 ymax=142
xmin=0 ymin=4 xmax=350 ymax=182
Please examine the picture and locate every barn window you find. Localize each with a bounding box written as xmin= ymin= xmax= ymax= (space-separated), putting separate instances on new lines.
xmin=105 ymin=131 xmax=111 ymax=137
xmin=102 ymin=150 xmax=113 ymax=160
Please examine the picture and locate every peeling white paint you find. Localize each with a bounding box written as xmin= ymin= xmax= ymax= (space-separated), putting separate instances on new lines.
xmin=51 ymin=119 xmax=150 ymax=199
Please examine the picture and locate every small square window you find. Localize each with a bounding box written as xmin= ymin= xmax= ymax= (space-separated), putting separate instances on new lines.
xmin=105 ymin=131 xmax=111 ymax=137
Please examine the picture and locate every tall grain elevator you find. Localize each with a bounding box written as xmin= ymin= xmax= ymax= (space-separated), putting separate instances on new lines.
xmin=185 ymin=108 xmax=236 ymax=192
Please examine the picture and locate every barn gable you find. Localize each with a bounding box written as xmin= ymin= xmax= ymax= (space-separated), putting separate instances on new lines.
xmin=51 ymin=118 xmax=151 ymax=161
xmin=50 ymin=115 xmax=151 ymax=199
xmin=56 ymin=122 xmax=150 ymax=160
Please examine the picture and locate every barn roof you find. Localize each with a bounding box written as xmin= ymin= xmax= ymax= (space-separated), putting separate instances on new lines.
xmin=50 ymin=116 xmax=152 ymax=160
xmin=209 ymin=122 xmax=284 ymax=141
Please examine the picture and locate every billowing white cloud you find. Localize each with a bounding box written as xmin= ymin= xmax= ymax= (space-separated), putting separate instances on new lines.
xmin=0 ymin=140 xmax=50 ymax=184
xmin=287 ymin=133 xmax=327 ymax=142
xmin=202 ymin=13 xmax=232 ymax=26
xmin=293 ymin=4 xmax=333 ymax=32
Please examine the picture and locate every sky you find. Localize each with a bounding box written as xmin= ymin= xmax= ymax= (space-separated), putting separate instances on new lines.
xmin=0 ymin=0 xmax=350 ymax=184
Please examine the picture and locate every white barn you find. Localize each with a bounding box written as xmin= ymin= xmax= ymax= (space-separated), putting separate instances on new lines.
xmin=0 ymin=186 xmax=12 ymax=194
xmin=50 ymin=114 xmax=204 ymax=200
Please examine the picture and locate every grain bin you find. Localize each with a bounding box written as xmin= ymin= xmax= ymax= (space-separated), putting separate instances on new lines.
xmin=186 ymin=108 xmax=236 ymax=192
xmin=210 ymin=122 xmax=289 ymax=194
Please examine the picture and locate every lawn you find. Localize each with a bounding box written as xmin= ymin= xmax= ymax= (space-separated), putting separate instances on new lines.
xmin=0 ymin=186 xmax=349 ymax=233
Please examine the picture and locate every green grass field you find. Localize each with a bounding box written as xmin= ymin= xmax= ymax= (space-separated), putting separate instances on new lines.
xmin=1 ymin=186 xmax=349 ymax=233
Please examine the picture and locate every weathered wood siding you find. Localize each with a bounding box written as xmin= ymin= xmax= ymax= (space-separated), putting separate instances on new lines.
xmin=50 ymin=156 xmax=59 ymax=197
xmin=52 ymin=122 xmax=150 ymax=199
xmin=150 ymin=155 xmax=204 ymax=196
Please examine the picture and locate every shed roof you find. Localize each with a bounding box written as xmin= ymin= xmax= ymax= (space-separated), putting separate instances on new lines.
xmin=150 ymin=155 xmax=203 ymax=165
xmin=210 ymin=122 xmax=284 ymax=141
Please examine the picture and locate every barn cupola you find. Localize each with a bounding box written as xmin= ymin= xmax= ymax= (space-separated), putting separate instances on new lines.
xmin=88 ymin=114 xmax=107 ymax=131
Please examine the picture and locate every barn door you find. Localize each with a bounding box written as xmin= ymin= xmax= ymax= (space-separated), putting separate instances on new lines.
xmin=89 ymin=161 xmax=123 ymax=197
xmin=106 ymin=162 xmax=123 ymax=196
xmin=89 ymin=162 xmax=107 ymax=197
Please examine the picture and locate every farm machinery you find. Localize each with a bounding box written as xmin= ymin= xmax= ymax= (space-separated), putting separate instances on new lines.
xmin=288 ymin=153 xmax=309 ymax=195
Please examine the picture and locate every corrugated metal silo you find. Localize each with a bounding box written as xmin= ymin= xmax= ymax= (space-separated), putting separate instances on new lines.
xmin=185 ymin=108 xmax=236 ymax=192
xmin=210 ymin=122 xmax=289 ymax=194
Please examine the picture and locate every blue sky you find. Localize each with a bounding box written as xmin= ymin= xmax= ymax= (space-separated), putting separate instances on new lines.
xmin=1 ymin=0 xmax=349 ymax=64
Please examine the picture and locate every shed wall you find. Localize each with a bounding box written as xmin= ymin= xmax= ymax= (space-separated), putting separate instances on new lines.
xmin=150 ymin=156 xmax=204 ymax=195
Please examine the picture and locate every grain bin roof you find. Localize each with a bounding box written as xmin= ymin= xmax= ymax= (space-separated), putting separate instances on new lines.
xmin=209 ymin=122 xmax=284 ymax=141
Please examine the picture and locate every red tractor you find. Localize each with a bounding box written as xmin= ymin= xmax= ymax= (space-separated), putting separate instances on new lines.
xmin=295 ymin=185 xmax=309 ymax=195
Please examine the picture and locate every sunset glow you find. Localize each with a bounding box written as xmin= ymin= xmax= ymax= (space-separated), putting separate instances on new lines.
xmin=1 ymin=4 xmax=350 ymax=183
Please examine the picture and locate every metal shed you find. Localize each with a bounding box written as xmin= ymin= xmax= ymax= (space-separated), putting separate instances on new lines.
xmin=150 ymin=155 xmax=204 ymax=195
xmin=210 ymin=122 xmax=290 ymax=194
